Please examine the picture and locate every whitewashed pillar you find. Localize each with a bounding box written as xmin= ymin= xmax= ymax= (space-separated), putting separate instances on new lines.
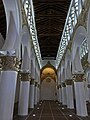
xmin=18 ymin=72 xmax=30 ymax=116
xmin=58 ymin=84 xmax=62 ymax=103
xmin=29 ymin=79 xmax=35 ymax=108
xmin=0 ymin=55 xmax=18 ymax=120
xmin=61 ymin=82 xmax=67 ymax=105
xmin=56 ymin=85 xmax=59 ymax=101
xmin=88 ymin=84 xmax=90 ymax=102
xmin=65 ymin=79 xmax=74 ymax=109
xmin=34 ymin=82 xmax=38 ymax=105
xmin=37 ymin=84 xmax=40 ymax=103
xmin=73 ymin=74 xmax=88 ymax=116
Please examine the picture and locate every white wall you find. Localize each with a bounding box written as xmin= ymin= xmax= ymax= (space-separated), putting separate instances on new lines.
xmin=40 ymin=78 xmax=56 ymax=100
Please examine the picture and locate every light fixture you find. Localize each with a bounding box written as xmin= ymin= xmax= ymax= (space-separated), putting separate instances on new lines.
xmin=33 ymin=114 xmax=36 ymax=117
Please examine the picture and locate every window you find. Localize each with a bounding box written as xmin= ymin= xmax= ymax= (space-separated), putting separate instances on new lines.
xmin=80 ymin=39 xmax=88 ymax=58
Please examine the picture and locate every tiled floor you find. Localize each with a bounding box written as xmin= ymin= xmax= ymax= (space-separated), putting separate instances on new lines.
xmin=14 ymin=101 xmax=90 ymax=120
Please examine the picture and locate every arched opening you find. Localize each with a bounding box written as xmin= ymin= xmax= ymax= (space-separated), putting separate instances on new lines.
xmin=72 ymin=26 xmax=88 ymax=73
xmin=0 ymin=0 xmax=6 ymax=41
xmin=40 ymin=61 xmax=57 ymax=100
xmin=71 ymin=26 xmax=88 ymax=115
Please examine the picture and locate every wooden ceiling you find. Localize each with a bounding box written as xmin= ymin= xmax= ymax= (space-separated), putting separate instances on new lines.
xmin=0 ymin=0 xmax=71 ymax=60
xmin=0 ymin=0 xmax=6 ymax=40
xmin=33 ymin=0 xmax=71 ymax=59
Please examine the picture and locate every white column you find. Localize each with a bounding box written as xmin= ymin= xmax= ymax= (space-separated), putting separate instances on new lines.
xmin=0 ymin=71 xmax=2 ymax=83
xmin=84 ymin=81 xmax=89 ymax=102
xmin=18 ymin=72 xmax=30 ymax=116
xmin=58 ymin=85 xmax=62 ymax=103
xmin=61 ymin=82 xmax=67 ymax=105
xmin=56 ymin=86 xmax=59 ymax=101
xmin=37 ymin=84 xmax=40 ymax=103
xmin=57 ymin=85 xmax=61 ymax=102
xmin=0 ymin=56 xmax=18 ymax=120
xmin=73 ymin=74 xmax=88 ymax=116
xmin=29 ymin=79 xmax=35 ymax=108
xmin=88 ymin=84 xmax=90 ymax=102
xmin=34 ymin=82 xmax=38 ymax=105
xmin=87 ymin=73 xmax=90 ymax=102
xmin=65 ymin=80 xmax=74 ymax=109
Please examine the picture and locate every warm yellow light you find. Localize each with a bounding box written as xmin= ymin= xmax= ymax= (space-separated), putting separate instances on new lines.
xmin=42 ymin=67 xmax=55 ymax=75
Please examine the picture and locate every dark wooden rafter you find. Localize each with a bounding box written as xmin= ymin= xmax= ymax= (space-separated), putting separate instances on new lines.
xmin=33 ymin=0 xmax=71 ymax=59
xmin=0 ymin=0 xmax=71 ymax=59
xmin=38 ymin=34 xmax=60 ymax=37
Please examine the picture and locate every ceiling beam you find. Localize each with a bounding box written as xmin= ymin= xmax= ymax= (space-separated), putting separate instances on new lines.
xmin=38 ymin=33 xmax=60 ymax=36
xmin=33 ymin=1 xmax=69 ymax=5
xmin=35 ymin=14 xmax=67 ymax=17
xmin=40 ymin=46 xmax=59 ymax=49
xmin=33 ymin=0 xmax=71 ymax=58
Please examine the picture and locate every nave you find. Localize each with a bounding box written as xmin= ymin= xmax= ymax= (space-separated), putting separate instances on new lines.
xmin=0 ymin=0 xmax=90 ymax=120
xmin=14 ymin=101 xmax=90 ymax=120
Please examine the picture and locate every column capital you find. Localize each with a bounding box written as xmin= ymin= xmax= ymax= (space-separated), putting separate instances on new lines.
xmin=72 ymin=73 xmax=85 ymax=82
xmin=81 ymin=57 xmax=90 ymax=71
xmin=19 ymin=72 xmax=31 ymax=81
xmin=65 ymin=79 xmax=73 ymax=85
xmin=0 ymin=56 xmax=20 ymax=71
xmin=30 ymin=78 xmax=35 ymax=85
xmin=35 ymin=82 xmax=38 ymax=87
xmin=61 ymin=82 xmax=66 ymax=87
xmin=59 ymin=84 xmax=62 ymax=88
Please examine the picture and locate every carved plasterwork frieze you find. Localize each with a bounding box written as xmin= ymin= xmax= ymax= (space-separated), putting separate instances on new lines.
xmin=0 ymin=56 xmax=20 ymax=71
